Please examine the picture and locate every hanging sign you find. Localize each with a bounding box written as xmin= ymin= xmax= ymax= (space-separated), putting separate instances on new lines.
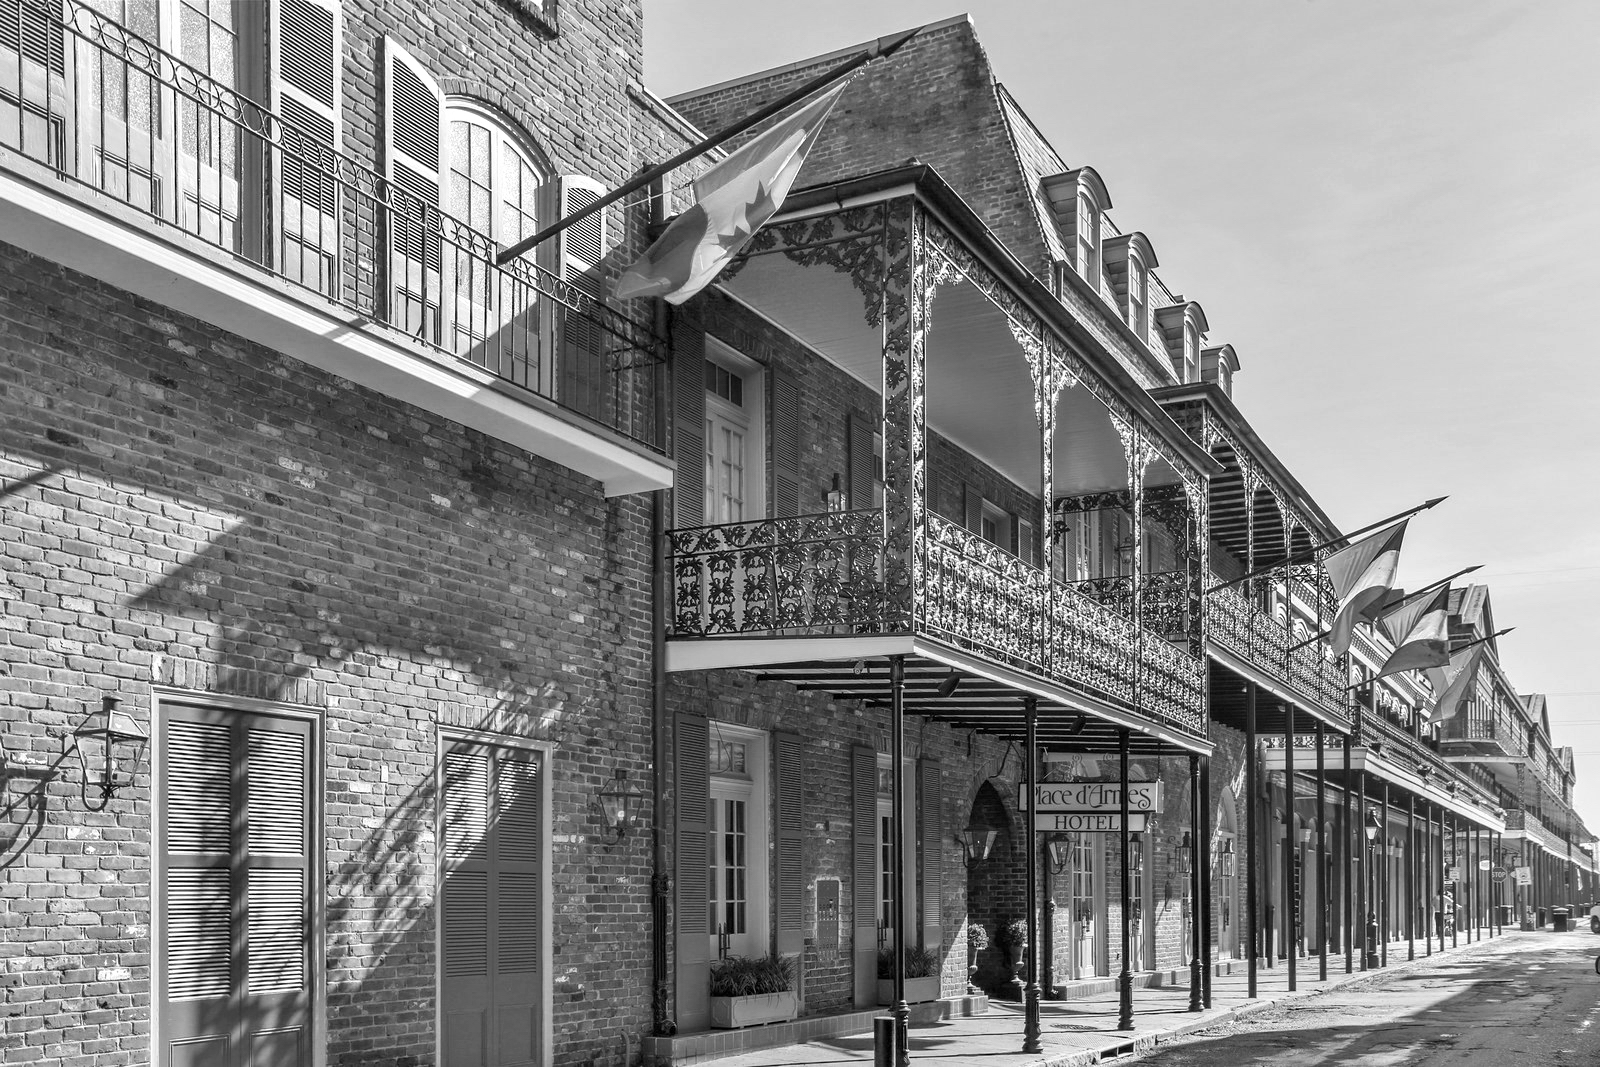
xmin=1029 ymin=781 xmax=1163 ymax=814
xmin=1447 ymin=866 xmax=1463 ymax=882
xmin=1034 ymin=812 xmax=1149 ymax=834
xmin=1478 ymin=859 xmax=1492 ymax=871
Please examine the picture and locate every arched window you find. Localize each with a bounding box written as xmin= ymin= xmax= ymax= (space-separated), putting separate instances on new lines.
xmin=1128 ymin=253 xmax=1147 ymax=337
xmin=1076 ymin=192 xmax=1099 ymax=286
xmin=443 ymin=99 xmax=551 ymax=357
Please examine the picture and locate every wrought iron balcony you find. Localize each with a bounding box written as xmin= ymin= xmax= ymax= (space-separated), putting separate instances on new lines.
xmin=0 ymin=0 xmax=663 ymax=481
xmin=668 ymin=509 xmax=1207 ymax=739
xmin=1204 ymin=584 xmax=1351 ymax=729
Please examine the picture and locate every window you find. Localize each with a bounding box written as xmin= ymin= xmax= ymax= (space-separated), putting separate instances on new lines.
xmin=1128 ymin=255 xmax=1147 ymax=336
xmin=874 ymin=755 xmax=917 ymax=949
xmin=1076 ymin=192 xmax=1099 ymax=286
xmin=1183 ymin=324 xmax=1199 ymax=384
xmin=702 ymin=341 xmax=764 ymax=524
xmin=445 ymin=99 xmax=550 ymax=366
xmin=708 ymin=724 xmax=767 ymax=959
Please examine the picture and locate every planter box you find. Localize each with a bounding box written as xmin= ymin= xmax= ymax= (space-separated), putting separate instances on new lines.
xmin=709 ymin=990 xmax=799 ymax=1029
xmin=877 ymin=976 xmax=941 ymax=1005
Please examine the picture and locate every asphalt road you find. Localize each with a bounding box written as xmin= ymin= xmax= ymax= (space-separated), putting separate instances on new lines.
xmin=1139 ymin=931 xmax=1600 ymax=1066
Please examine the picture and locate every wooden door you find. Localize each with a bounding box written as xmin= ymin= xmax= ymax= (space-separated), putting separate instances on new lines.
xmin=440 ymin=741 xmax=546 ymax=1067
xmin=159 ymin=705 xmax=313 ymax=1067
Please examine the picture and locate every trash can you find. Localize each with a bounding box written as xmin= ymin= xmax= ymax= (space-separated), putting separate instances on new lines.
xmin=1538 ymin=907 xmax=1547 ymax=927
xmin=1499 ymin=905 xmax=1514 ymax=926
xmin=1553 ymin=908 xmax=1569 ymax=932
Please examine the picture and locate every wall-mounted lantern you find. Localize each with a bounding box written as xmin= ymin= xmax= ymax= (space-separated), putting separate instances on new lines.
xmin=73 ymin=696 xmax=146 ymax=807
xmin=598 ymin=768 xmax=643 ymax=843
xmin=959 ymin=815 xmax=998 ymax=870
xmin=1047 ymin=835 xmax=1072 ymax=874
xmin=1220 ymin=837 xmax=1236 ymax=877
xmin=1178 ymin=832 xmax=1193 ymax=877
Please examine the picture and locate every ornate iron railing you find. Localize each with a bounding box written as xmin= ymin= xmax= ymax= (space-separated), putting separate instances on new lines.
xmin=667 ymin=509 xmax=1208 ymax=738
xmin=668 ymin=509 xmax=888 ymax=637
xmin=1069 ymin=570 xmax=1192 ymax=641
xmin=0 ymin=0 xmax=659 ymax=447
xmin=923 ymin=514 xmax=1048 ymax=676
xmin=1205 ymin=584 xmax=1352 ymax=728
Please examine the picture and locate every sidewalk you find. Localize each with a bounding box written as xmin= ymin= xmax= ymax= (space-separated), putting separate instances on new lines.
xmin=681 ymin=926 xmax=1529 ymax=1067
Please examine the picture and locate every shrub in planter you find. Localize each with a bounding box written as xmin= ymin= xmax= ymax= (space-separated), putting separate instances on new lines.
xmin=876 ymin=944 xmax=943 ymax=1005
xmin=709 ymin=955 xmax=799 ymax=1029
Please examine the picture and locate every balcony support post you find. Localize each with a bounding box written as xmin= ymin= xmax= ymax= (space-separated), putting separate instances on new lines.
xmin=1449 ymin=812 xmax=1459 ymax=947
xmin=1425 ymin=801 xmax=1434 ymax=955
xmin=1117 ymin=726 xmax=1135 ymax=1031
xmin=1245 ymin=682 xmax=1259 ymax=998
xmin=1407 ymin=792 xmax=1416 ymax=961
xmin=1341 ymin=732 xmax=1352 ymax=973
xmin=1200 ymin=753 xmax=1214 ymax=1008
xmin=888 ymin=654 xmax=909 ymax=1067
xmin=1188 ymin=750 xmax=1202 ymax=1012
xmin=1316 ymin=719 xmax=1327 ymax=981
xmin=1380 ymin=782 xmax=1389 ymax=966
xmin=880 ymin=202 xmax=927 ymax=633
xmin=1357 ymin=769 xmax=1370 ymax=970
xmin=1283 ymin=703 xmax=1296 ymax=991
xmin=1023 ymin=697 xmax=1042 ymax=1053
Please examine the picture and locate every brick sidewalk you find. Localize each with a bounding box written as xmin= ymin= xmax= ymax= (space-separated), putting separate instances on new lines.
xmin=676 ymin=927 xmax=1529 ymax=1067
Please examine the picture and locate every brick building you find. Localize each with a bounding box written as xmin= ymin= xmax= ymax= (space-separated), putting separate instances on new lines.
xmin=0 ymin=1 xmax=675 ymax=1065
xmin=3 ymin=6 xmax=1595 ymax=1067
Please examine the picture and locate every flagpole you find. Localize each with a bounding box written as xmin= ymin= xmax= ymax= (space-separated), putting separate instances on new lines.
xmin=1341 ymin=628 xmax=1513 ymax=691
xmin=494 ymin=26 xmax=925 ymax=267
xmin=1204 ymin=497 xmax=1445 ymax=597
xmin=1284 ymin=564 xmax=1481 ymax=653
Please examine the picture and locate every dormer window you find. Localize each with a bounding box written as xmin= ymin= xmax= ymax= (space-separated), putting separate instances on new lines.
xmin=1129 ymin=255 xmax=1147 ymax=337
xmin=1155 ymin=301 xmax=1207 ymax=385
xmin=1041 ymin=166 xmax=1112 ymax=292
xmin=1076 ymin=193 xmax=1100 ymax=287
xmin=1201 ymin=344 xmax=1241 ymax=398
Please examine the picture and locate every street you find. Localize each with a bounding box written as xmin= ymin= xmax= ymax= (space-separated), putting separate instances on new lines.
xmin=1140 ymin=932 xmax=1600 ymax=1066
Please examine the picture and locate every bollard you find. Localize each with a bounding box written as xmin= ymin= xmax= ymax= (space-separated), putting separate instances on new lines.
xmin=874 ymin=1016 xmax=896 ymax=1067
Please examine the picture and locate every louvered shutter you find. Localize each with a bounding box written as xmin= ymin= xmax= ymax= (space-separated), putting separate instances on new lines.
xmin=384 ymin=38 xmax=445 ymax=342
xmin=493 ymin=750 xmax=544 ymax=1065
xmin=1018 ymin=519 xmax=1036 ymax=567
xmin=917 ymin=759 xmax=943 ymax=956
xmin=964 ymin=484 xmax=982 ymax=535
xmin=851 ymin=745 xmax=878 ymax=1008
xmin=554 ymin=175 xmax=610 ymax=420
xmin=273 ymin=0 xmax=342 ymax=294
xmin=0 ymin=0 xmax=68 ymax=165
xmin=671 ymin=320 xmax=706 ymax=527
xmin=847 ymin=412 xmax=874 ymax=510
xmin=442 ymin=745 xmax=491 ymax=1065
xmin=161 ymin=708 xmax=313 ymax=1067
xmin=771 ymin=369 xmax=801 ymax=517
xmin=674 ymin=715 xmax=712 ymax=1032
xmin=441 ymin=743 xmax=546 ymax=1067
xmin=774 ymin=733 xmax=805 ymax=956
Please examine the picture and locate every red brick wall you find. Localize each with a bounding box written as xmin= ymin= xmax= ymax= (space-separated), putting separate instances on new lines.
xmin=0 ymin=240 xmax=655 ymax=1067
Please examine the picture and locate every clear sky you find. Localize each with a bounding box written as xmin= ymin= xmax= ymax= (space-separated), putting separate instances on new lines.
xmin=644 ymin=1 xmax=1600 ymax=838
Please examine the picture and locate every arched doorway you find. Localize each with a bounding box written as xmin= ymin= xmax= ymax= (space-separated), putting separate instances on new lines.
xmin=964 ymin=782 xmax=1018 ymax=995
xmin=1214 ymin=792 xmax=1239 ymax=960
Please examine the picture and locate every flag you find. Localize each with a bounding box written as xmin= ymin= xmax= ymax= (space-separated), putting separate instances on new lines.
xmin=1373 ymin=584 xmax=1452 ymax=681
xmin=1426 ymin=646 xmax=1483 ymax=725
xmin=614 ymin=84 xmax=847 ymax=305
xmin=1324 ymin=520 xmax=1408 ymax=658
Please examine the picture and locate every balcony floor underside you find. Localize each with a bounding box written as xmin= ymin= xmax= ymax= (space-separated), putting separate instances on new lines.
xmin=666 ymin=635 xmax=1211 ymax=755
xmin=1208 ymin=655 xmax=1352 ymax=736
xmin=1259 ymin=746 xmax=1504 ymax=832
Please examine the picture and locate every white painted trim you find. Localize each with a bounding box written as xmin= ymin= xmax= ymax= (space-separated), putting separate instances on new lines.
xmin=0 ymin=160 xmax=672 ymax=496
xmin=665 ymin=635 xmax=916 ymax=673
xmin=149 ymin=691 xmax=327 ymax=1067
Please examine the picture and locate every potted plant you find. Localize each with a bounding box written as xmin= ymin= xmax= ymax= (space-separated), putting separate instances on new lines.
xmin=996 ymin=917 xmax=1028 ymax=997
xmin=876 ymin=944 xmax=943 ymax=1005
xmin=966 ymin=924 xmax=989 ymax=994
xmin=709 ymin=954 xmax=799 ymax=1029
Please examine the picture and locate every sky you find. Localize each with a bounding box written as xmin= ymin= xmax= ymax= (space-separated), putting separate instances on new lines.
xmin=644 ymin=1 xmax=1600 ymax=836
